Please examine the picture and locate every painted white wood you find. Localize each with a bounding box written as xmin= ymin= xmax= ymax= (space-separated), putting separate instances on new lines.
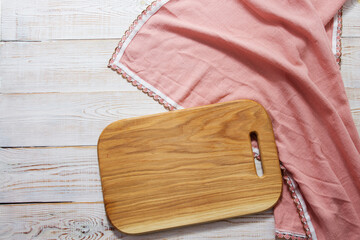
xmin=0 ymin=203 xmax=275 ymax=240
xmin=1 ymin=0 xmax=359 ymax=41
xmin=1 ymin=0 xmax=153 ymax=41
xmin=0 ymin=91 xmax=166 ymax=147
xmin=342 ymin=37 xmax=360 ymax=133
xmin=0 ymin=46 xmax=358 ymax=148
xmin=0 ymin=40 xmax=137 ymax=93
xmin=342 ymin=0 xmax=360 ymax=37
xmin=0 ymin=147 xmax=103 ymax=203
xmin=0 ymin=37 xmax=359 ymax=95
xmin=0 ymin=0 xmax=2 ymax=40
xmin=342 ymin=38 xmax=360 ymax=88
xmin=0 ymin=145 xmax=276 ymax=239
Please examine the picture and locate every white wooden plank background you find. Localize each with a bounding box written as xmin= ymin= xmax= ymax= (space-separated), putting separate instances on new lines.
xmin=0 ymin=147 xmax=102 ymax=203
xmin=1 ymin=0 xmax=154 ymax=40
xmin=0 ymin=40 xmax=137 ymax=93
xmin=0 ymin=203 xmax=275 ymax=240
xmin=1 ymin=0 xmax=359 ymax=40
xmin=1 ymin=0 xmax=359 ymax=239
xmin=0 ymin=92 xmax=165 ymax=147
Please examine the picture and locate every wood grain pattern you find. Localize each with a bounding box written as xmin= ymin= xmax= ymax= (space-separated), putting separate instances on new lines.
xmin=0 ymin=40 xmax=138 ymax=93
xmin=342 ymin=37 xmax=360 ymax=133
xmin=343 ymin=0 xmax=360 ymax=37
xmin=1 ymin=0 xmax=154 ymax=41
xmin=98 ymin=100 xmax=282 ymax=234
xmin=0 ymin=203 xmax=275 ymax=240
xmin=0 ymin=0 xmax=2 ymax=40
xmin=1 ymin=0 xmax=359 ymax=40
xmin=0 ymin=147 xmax=103 ymax=203
xmin=0 ymin=146 xmax=275 ymax=238
xmin=0 ymin=91 xmax=166 ymax=147
xmin=0 ymin=203 xmax=122 ymax=240
xmin=342 ymin=38 xmax=360 ymax=87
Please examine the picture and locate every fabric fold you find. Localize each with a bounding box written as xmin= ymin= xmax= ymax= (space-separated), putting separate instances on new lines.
xmin=109 ymin=0 xmax=360 ymax=239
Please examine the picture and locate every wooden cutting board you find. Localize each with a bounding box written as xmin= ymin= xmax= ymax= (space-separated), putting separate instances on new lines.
xmin=97 ymin=100 xmax=282 ymax=234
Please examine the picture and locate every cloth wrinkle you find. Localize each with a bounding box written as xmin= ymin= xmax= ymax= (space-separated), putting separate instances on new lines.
xmin=111 ymin=0 xmax=360 ymax=239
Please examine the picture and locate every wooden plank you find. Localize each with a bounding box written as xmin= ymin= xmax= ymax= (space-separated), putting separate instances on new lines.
xmin=0 ymin=144 xmax=277 ymax=238
xmin=0 ymin=147 xmax=103 ymax=203
xmin=0 ymin=203 xmax=275 ymax=240
xmin=345 ymin=88 xmax=360 ymax=133
xmin=342 ymin=38 xmax=360 ymax=87
xmin=342 ymin=0 xmax=360 ymax=37
xmin=342 ymin=37 xmax=360 ymax=133
xmin=0 ymin=0 xmax=2 ymax=40
xmin=0 ymin=203 xmax=121 ymax=240
xmin=0 ymin=146 xmax=276 ymax=239
xmin=0 ymin=91 xmax=166 ymax=147
xmin=0 ymin=35 xmax=358 ymax=147
xmin=0 ymin=40 xmax=138 ymax=93
xmin=98 ymin=100 xmax=281 ymax=234
xmin=1 ymin=0 xmax=359 ymax=41
xmin=2 ymin=38 xmax=357 ymax=94
xmin=0 ymin=70 xmax=358 ymax=148
xmin=1 ymin=0 xmax=153 ymax=41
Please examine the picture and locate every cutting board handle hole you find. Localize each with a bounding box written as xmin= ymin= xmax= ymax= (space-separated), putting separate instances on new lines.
xmin=250 ymin=131 xmax=263 ymax=177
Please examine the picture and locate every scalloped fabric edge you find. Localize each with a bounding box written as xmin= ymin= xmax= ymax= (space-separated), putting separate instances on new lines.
xmin=333 ymin=7 xmax=343 ymax=67
xmin=108 ymin=0 xmax=181 ymax=111
xmin=276 ymin=230 xmax=307 ymax=240
xmin=276 ymin=164 xmax=317 ymax=240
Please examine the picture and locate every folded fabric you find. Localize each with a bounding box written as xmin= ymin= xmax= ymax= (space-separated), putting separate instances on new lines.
xmin=108 ymin=0 xmax=360 ymax=239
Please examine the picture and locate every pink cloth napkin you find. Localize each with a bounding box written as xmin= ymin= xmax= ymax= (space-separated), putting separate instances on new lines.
xmin=108 ymin=0 xmax=360 ymax=239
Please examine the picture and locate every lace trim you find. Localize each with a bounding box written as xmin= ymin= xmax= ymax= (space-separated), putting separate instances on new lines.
xmin=276 ymin=230 xmax=307 ymax=240
xmin=278 ymin=164 xmax=314 ymax=240
xmin=107 ymin=1 xmax=337 ymax=238
xmin=108 ymin=0 xmax=176 ymax=111
xmin=277 ymin=8 xmax=344 ymax=240
xmin=335 ymin=7 xmax=343 ymax=67
xmin=108 ymin=2 xmax=343 ymax=107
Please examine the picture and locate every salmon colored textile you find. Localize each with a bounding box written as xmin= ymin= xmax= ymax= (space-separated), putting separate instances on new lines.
xmin=108 ymin=0 xmax=360 ymax=239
